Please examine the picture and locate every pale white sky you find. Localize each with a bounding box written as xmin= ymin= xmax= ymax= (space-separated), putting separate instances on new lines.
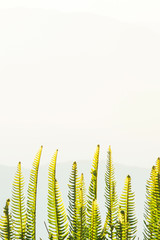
xmin=0 ymin=0 xmax=160 ymax=168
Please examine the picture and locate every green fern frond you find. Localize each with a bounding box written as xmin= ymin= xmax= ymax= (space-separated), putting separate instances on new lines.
xmin=76 ymin=173 xmax=87 ymax=240
xmin=144 ymin=158 xmax=160 ymax=239
xmin=101 ymin=212 xmax=109 ymax=240
xmin=116 ymin=206 xmax=128 ymax=240
xmin=48 ymin=150 xmax=69 ymax=240
xmin=87 ymin=145 xmax=100 ymax=216
xmin=68 ymin=161 xmax=80 ymax=240
xmin=89 ymin=199 xmax=102 ymax=240
xmin=87 ymin=145 xmax=100 ymax=238
xmin=26 ymin=146 xmax=43 ymax=240
xmin=144 ymin=165 xmax=157 ymax=239
xmin=0 ymin=199 xmax=14 ymax=240
xmin=11 ymin=162 xmax=26 ymax=239
xmin=117 ymin=175 xmax=137 ymax=240
xmin=104 ymin=146 xmax=118 ymax=239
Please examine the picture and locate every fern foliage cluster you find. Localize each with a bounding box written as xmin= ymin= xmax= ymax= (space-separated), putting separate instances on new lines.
xmin=144 ymin=158 xmax=160 ymax=239
xmin=0 ymin=145 xmax=158 ymax=239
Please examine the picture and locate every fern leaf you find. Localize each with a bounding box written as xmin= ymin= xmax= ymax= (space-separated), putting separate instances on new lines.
xmin=76 ymin=173 xmax=87 ymax=240
xmin=116 ymin=206 xmax=129 ymax=240
xmin=68 ymin=161 xmax=80 ymax=240
xmin=0 ymin=199 xmax=14 ymax=240
xmin=87 ymin=145 xmax=100 ymax=238
xmin=104 ymin=146 xmax=118 ymax=239
xmin=48 ymin=150 xmax=69 ymax=240
xmin=144 ymin=158 xmax=160 ymax=239
xmin=101 ymin=212 xmax=109 ymax=239
xmin=117 ymin=175 xmax=137 ymax=240
xmin=11 ymin=162 xmax=26 ymax=239
xmin=89 ymin=199 xmax=102 ymax=240
xmin=26 ymin=146 xmax=43 ymax=240
xmin=87 ymin=145 xmax=100 ymax=214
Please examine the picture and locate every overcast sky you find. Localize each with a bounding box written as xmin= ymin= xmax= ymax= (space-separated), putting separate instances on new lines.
xmin=0 ymin=0 xmax=160 ymax=168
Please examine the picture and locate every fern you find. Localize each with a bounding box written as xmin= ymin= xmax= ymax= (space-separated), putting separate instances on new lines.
xmin=68 ymin=161 xmax=80 ymax=239
xmin=0 ymin=199 xmax=13 ymax=240
xmin=116 ymin=206 xmax=128 ymax=240
xmin=103 ymin=146 xmax=118 ymax=239
xmin=47 ymin=150 xmax=69 ymax=240
xmin=76 ymin=173 xmax=87 ymax=240
xmin=26 ymin=146 xmax=43 ymax=240
xmin=1 ymin=145 xmax=160 ymax=239
xmin=101 ymin=212 xmax=109 ymax=240
xmin=11 ymin=162 xmax=26 ymax=239
xmin=89 ymin=199 xmax=102 ymax=240
xmin=117 ymin=175 xmax=137 ymax=240
xmin=87 ymin=145 xmax=100 ymax=219
xmin=144 ymin=158 xmax=160 ymax=239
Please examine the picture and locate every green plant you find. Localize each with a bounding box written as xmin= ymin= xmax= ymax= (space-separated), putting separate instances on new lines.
xmin=89 ymin=199 xmax=102 ymax=240
xmin=0 ymin=199 xmax=13 ymax=240
xmin=2 ymin=144 xmax=160 ymax=239
xmin=47 ymin=150 xmax=68 ymax=240
xmin=87 ymin=145 xmax=101 ymax=239
xmin=116 ymin=175 xmax=137 ymax=240
xmin=11 ymin=162 xmax=26 ymax=239
xmin=103 ymin=146 xmax=118 ymax=239
xmin=144 ymin=158 xmax=160 ymax=239
xmin=26 ymin=145 xmax=43 ymax=240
